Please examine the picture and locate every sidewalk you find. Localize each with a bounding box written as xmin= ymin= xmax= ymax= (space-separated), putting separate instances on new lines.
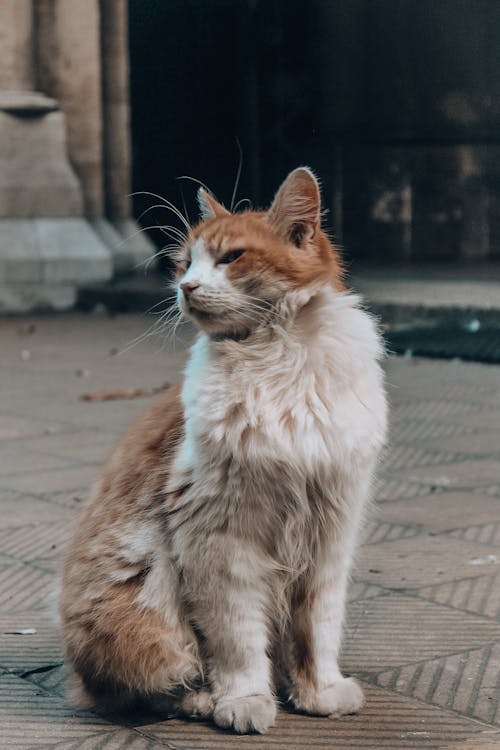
xmin=1 ymin=312 xmax=500 ymax=749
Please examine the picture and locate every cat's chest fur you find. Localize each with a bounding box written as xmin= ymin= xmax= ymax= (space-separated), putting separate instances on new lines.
xmin=178 ymin=292 xmax=386 ymax=488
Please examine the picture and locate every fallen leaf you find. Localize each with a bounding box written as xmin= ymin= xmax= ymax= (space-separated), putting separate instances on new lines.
xmin=80 ymin=382 xmax=171 ymax=402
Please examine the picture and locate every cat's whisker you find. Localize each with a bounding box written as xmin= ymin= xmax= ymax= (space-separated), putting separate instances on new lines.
xmin=233 ymin=198 xmax=252 ymax=212
xmin=230 ymin=139 xmax=243 ymax=212
xmin=131 ymin=191 xmax=191 ymax=231
xmin=177 ymin=175 xmax=213 ymax=196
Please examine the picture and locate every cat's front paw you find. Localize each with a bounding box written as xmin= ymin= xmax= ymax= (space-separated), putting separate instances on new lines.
xmin=213 ymin=694 xmax=276 ymax=734
xmin=293 ymin=677 xmax=364 ymax=717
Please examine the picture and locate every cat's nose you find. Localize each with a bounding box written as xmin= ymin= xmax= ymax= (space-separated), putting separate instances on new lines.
xmin=181 ymin=281 xmax=200 ymax=299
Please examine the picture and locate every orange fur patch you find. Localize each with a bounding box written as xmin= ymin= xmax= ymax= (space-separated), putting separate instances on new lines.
xmin=189 ymin=211 xmax=345 ymax=292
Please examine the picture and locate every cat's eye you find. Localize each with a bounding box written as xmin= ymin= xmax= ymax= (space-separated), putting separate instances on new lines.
xmin=218 ymin=249 xmax=245 ymax=265
xmin=185 ymin=259 xmax=191 ymax=271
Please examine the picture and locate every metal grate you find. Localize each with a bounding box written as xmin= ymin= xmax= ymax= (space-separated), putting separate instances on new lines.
xmin=385 ymin=326 xmax=500 ymax=364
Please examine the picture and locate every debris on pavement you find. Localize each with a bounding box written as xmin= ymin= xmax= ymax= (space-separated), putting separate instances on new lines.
xmin=80 ymin=382 xmax=171 ymax=402
xmin=4 ymin=628 xmax=37 ymax=635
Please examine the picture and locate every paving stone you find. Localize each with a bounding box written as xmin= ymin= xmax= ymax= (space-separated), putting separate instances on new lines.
xmin=0 ymin=465 xmax=100 ymax=495
xmin=391 ymin=400 xmax=487 ymax=422
xmin=2 ymin=315 xmax=500 ymax=748
xmin=347 ymin=581 xmax=387 ymax=602
xmin=390 ymin=459 xmax=500 ymax=490
xmin=0 ymin=612 xmax=62 ymax=671
xmin=362 ymin=520 xmax=421 ymax=544
xmin=379 ymin=491 xmax=500 ymax=533
xmin=356 ymin=535 xmax=500 ymax=588
xmin=27 ymin=732 xmax=164 ymax=750
xmin=435 ymin=411 xmax=500 ymax=431
xmin=390 ymin=418 xmax=477 ymax=445
xmin=0 ymin=489 xmax=74 ymax=525
xmin=417 ymin=571 xmax=500 ymax=619
xmin=0 ymin=563 xmax=55 ymax=613
xmin=25 ymin=663 xmax=66 ymax=698
xmin=344 ymin=595 xmax=500 ymax=671
xmin=375 ymin=477 xmax=442 ymax=502
xmin=380 ymin=445 xmax=461 ymax=471
xmin=446 ymin=522 xmax=500 ymax=546
xmin=422 ymin=431 xmax=500 ymax=457
xmin=17 ymin=431 xmax=117 ymax=465
xmin=0 ymin=673 xmax=112 ymax=747
xmin=0 ymin=519 xmax=72 ymax=570
xmin=366 ymin=642 xmax=500 ymax=726
xmin=0 ymin=446 xmax=81 ymax=477
xmin=0 ymin=415 xmax=70 ymax=441
xmin=138 ymin=683 xmax=498 ymax=749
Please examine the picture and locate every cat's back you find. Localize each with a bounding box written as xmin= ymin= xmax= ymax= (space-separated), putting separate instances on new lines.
xmin=69 ymin=383 xmax=184 ymax=543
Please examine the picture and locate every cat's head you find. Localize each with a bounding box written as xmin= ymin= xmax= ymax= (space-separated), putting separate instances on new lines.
xmin=175 ymin=167 xmax=344 ymax=339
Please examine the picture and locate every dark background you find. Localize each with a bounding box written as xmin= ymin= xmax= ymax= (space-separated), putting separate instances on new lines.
xmin=128 ymin=0 xmax=500 ymax=266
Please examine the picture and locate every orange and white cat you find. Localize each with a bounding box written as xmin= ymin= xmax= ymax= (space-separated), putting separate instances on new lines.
xmin=60 ymin=167 xmax=387 ymax=734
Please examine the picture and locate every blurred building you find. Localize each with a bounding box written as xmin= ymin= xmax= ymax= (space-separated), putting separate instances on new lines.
xmin=1 ymin=1 xmax=498 ymax=312
xmin=0 ymin=0 xmax=152 ymax=312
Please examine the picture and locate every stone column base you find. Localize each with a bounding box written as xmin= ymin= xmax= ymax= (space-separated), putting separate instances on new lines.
xmin=0 ymin=217 xmax=113 ymax=312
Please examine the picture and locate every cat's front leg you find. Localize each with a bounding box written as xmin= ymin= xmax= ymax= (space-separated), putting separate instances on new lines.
xmin=289 ymin=562 xmax=364 ymax=717
xmin=180 ymin=535 xmax=276 ymax=734
xmin=289 ymin=490 xmax=367 ymax=718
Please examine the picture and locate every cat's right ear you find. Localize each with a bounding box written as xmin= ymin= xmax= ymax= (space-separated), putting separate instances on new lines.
xmin=197 ymin=188 xmax=229 ymax=220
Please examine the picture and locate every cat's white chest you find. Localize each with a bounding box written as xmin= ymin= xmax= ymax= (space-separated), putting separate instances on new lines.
xmin=181 ymin=294 xmax=387 ymax=481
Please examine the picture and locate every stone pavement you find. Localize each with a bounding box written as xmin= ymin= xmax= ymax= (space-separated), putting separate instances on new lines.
xmin=1 ymin=312 xmax=500 ymax=749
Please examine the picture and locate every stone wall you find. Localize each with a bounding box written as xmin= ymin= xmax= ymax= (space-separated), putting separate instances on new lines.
xmin=0 ymin=0 xmax=153 ymax=312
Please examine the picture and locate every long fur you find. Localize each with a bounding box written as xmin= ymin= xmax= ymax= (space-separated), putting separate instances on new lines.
xmin=60 ymin=167 xmax=387 ymax=733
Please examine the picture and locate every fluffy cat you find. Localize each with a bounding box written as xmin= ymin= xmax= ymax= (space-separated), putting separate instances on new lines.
xmin=60 ymin=167 xmax=387 ymax=734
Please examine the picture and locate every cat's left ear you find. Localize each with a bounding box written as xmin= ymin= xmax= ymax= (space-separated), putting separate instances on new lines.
xmin=267 ymin=167 xmax=321 ymax=247
xmin=197 ymin=188 xmax=230 ymax=219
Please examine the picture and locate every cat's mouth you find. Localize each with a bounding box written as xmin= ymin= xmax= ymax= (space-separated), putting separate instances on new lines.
xmin=185 ymin=303 xmax=217 ymax=321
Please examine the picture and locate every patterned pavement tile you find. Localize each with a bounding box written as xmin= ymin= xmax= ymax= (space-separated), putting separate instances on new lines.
xmin=364 ymin=642 xmax=500 ymax=726
xmin=0 ymin=673 xmax=111 ymax=747
xmin=344 ymin=595 xmax=500 ymax=672
xmin=433 ymin=411 xmax=500 ymax=431
xmin=0 ymin=612 xmax=62 ymax=671
xmin=0 ymin=520 xmax=72 ymax=570
xmin=374 ymin=477 xmax=443 ymax=502
xmin=389 ymin=459 xmax=500 ymax=491
xmin=0 ymin=489 xmax=74 ymax=525
xmin=356 ymin=535 xmax=500 ymax=588
xmin=381 ymin=445 xmax=464 ymax=472
xmin=138 ymin=683 xmax=497 ymax=749
xmin=389 ymin=418 xmax=477 ymax=445
xmin=390 ymin=400 xmax=487 ymax=422
xmin=25 ymin=663 xmax=66 ymax=698
xmin=362 ymin=521 xmax=421 ymax=545
xmin=0 ymin=563 xmax=55 ymax=613
xmin=0 ymin=465 xmax=100 ymax=495
xmin=347 ymin=581 xmax=388 ymax=602
xmin=446 ymin=522 xmax=500 ymax=546
xmin=378 ymin=491 xmax=500 ymax=533
xmin=0 ymin=415 xmax=71 ymax=441
xmin=27 ymin=733 xmax=167 ymax=750
xmin=421 ymin=431 xmax=500 ymax=458
xmin=0 ymin=446 xmax=81 ymax=477
xmin=417 ymin=572 xmax=500 ymax=620
xmin=20 ymin=430 xmax=117 ymax=466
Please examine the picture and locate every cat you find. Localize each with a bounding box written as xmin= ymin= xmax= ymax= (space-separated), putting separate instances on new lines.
xmin=60 ymin=167 xmax=387 ymax=734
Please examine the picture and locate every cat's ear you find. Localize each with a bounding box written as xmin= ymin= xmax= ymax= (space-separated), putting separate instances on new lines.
xmin=267 ymin=167 xmax=321 ymax=247
xmin=197 ymin=188 xmax=229 ymax=219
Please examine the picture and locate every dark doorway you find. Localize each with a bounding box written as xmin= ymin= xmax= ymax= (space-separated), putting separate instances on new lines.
xmin=128 ymin=0 xmax=500 ymax=266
